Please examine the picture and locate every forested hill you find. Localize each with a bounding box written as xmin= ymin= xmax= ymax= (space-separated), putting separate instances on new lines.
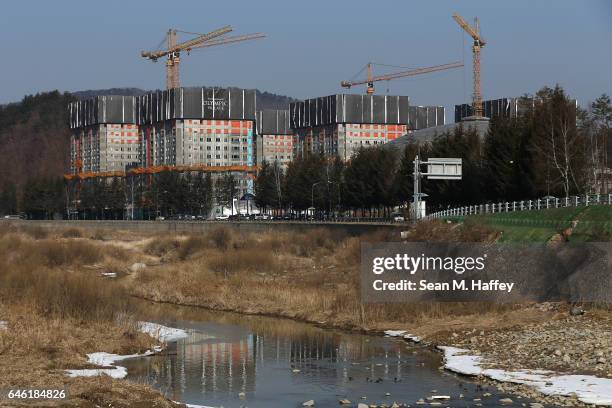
xmin=73 ymin=88 xmax=298 ymax=110
xmin=0 ymin=91 xmax=73 ymax=196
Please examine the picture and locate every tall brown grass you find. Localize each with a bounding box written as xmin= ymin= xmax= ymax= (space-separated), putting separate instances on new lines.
xmin=0 ymin=231 xmax=135 ymax=322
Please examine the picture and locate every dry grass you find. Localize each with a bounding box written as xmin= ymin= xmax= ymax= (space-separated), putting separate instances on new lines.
xmin=0 ymin=220 xmax=564 ymax=406
xmin=60 ymin=227 xmax=83 ymax=238
xmin=129 ymin=222 xmax=516 ymax=333
xmin=405 ymin=219 xmax=500 ymax=242
xmin=0 ymin=225 xmax=180 ymax=406
xmin=144 ymin=235 xmax=181 ymax=257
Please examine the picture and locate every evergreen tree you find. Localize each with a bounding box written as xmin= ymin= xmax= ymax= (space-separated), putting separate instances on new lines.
xmin=0 ymin=182 xmax=18 ymax=215
xmin=254 ymin=160 xmax=277 ymax=212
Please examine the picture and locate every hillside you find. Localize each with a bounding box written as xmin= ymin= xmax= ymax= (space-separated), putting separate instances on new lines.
xmin=449 ymin=205 xmax=612 ymax=242
xmin=0 ymin=91 xmax=73 ymax=194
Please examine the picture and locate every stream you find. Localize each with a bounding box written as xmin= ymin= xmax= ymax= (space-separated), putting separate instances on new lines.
xmin=124 ymin=302 xmax=537 ymax=407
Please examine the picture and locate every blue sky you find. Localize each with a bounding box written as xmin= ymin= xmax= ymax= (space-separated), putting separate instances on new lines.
xmin=1 ymin=0 xmax=610 ymax=119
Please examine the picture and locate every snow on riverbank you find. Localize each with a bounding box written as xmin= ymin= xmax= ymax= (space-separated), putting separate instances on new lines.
xmin=176 ymin=402 xmax=214 ymax=408
xmin=138 ymin=321 xmax=189 ymax=342
xmin=66 ymin=322 xmax=188 ymax=379
xmin=384 ymin=329 xmax=421 ymax=343
xmin=440 ymin=346 xmax=612 ymax=406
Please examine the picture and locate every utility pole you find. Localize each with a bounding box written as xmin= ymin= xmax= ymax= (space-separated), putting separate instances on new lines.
xmin=413 ymin=155 xmax=421 ymax=221
xmin=131 ymin=175 xmax=135 ymax=220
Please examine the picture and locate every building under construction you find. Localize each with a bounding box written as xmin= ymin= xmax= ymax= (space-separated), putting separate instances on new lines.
xmin=454 ymin=97 xmax=535 ymax=123
xmin=68 ymin=96 xmax=139 ymax=173
xmin=68 ymin=87 xmax=257 ymax=197
xmin=256 ymin=110 xmax=292 ymax=168
xmin=289 ymin=94 xmax=444 ymax=161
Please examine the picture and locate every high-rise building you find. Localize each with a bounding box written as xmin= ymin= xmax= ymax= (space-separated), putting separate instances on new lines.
xmin=255 ymin=110 xmax=292 ymax=168
xmin=68 ymin=96 xmax=139 ymax=173
xmin=290 ymin=94 xmax=444 ymax=161
xmin=454 ymin=97 xmax=535 ymax=123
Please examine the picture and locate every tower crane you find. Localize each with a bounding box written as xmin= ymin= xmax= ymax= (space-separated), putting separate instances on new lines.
xmin=141 ymin=26 xmax=265 ymax=89
xmin=340 ymin=61 xmax=463 ymax=94
xmin=452 ymin=13 xmax=486 ymax=117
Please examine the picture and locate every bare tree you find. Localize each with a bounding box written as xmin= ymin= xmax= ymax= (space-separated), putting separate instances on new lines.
xmin=532 ymin=86 xmax=585 ymax=198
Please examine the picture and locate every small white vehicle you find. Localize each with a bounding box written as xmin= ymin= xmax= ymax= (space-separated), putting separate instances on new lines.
xmin=215 ymin=214 xmax=230 ymax=220
xmin=392 ymin=213 xmax=405 ymax=222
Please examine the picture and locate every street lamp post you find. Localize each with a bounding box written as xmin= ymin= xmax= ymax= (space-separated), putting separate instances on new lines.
xmin=311 ymin=181 xmax=322 ymax=219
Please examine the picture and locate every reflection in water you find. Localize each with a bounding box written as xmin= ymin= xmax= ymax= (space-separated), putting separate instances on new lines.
xmin=123 ymin=302 xmax=532 ymax=408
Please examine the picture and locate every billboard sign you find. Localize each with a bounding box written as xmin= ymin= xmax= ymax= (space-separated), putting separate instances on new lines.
xmin=426 ymin=158 xmax=462 ymax=180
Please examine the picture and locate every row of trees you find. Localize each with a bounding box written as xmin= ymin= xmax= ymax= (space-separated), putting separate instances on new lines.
xmin=2 ymin=178 xmax=66 ymax=219
xmin=255 ymin=87 xmax=611 ymax=216
xmin=73 ymin=172 xmax=239 ymax=220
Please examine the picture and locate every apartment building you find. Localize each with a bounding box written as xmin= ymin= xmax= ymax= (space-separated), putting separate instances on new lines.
xmin=256 ymin=110 xmax=293 ymax=168
xmin=137 ymin=87 xmax=256 ymax=196
xmin=68 ymin=96 xmax=139 ymax=173
xmin=290 ymin=94 xmax=444 ymax=161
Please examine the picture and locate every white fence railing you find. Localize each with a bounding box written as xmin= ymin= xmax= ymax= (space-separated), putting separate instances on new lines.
xmin=427 ymin=194 xmax=612 ymax=219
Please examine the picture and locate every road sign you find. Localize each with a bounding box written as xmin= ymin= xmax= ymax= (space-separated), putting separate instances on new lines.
xmin=412 ymin=156 xmax=462 ymax=221
xmin=425 ymin=158 xmax=462 ymax=180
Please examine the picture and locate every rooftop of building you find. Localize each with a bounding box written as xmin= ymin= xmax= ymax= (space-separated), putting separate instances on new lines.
xmin=388 ymin=117 xmax=490 ymax=149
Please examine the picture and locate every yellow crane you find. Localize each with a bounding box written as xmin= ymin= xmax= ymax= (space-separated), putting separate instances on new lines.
xmin=341 ymin=61 xmax=463 ymax=94
xmin=141 ymin=26 xmax=265 ymax=89
xmin=453 ymin=13 xmax=487 ymax=117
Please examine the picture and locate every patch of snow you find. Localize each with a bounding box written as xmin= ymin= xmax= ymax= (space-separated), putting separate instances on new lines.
xmin=439 ymin=346 xmax=612 ymax=406
xmin=403 ymin=334 xmax=421 ymax=343
xmin=138 ymin=321 xmax=188 ymax=342
xmin=130 ymin=262 xmax=146 ymax=272
xmin=101 ymin=272 xmax=117 ymax=278
xmin=66 ymin=322 xmax=186 ymax=379
xmin=384 ymin=330 xmax=406 ymax=337
xmin=384 ymin=329 xmax=421 ymax=343
xmin=66 ymin=367 xmax=128 ymax=378
xmin=0 ymin=321 xmax=7 ymax=331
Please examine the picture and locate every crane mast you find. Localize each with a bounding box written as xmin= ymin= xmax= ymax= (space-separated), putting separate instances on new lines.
xmin=453 ymin=13 xmax=486 ymax=117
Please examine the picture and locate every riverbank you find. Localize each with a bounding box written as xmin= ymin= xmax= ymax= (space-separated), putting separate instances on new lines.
xmin=2 ymin=221 xmax=610 ymax=407
xmin=123 ymin=223 xmax=611 ymax=406
xmin=0 ymin=224 xmax=186 ymax=407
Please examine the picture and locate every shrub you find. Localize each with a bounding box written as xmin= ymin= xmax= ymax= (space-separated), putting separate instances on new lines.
xmin=144 ymin=236 xmax=181 ymax=256
xmin=176 ymin=236 xmax=206 ymax=260
xmin=207 ymin=248 xmax=278 ymax=275
xmin=60 ymin=227 xmax=83 ymax=238
xmin=19 ymin=225 xmax=49 ymax=239
xmin=28 ymin=240 xmax=103 ymax=267
xmin=206 ymin=226 xmax=233 ymax=250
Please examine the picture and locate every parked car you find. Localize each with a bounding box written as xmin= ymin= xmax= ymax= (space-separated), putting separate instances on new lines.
xmin=392 ymin=213 xmax=405 ymax=222
xmin=155 ymin=216 xmax=165 ymax=221
xmin=215 ymin=214 xmax=229 ymax=220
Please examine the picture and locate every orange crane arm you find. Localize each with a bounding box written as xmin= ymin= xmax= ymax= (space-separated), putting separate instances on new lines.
xmin=191 ymin=33 xmax=266 ymax=49
xmin=452 ymin=13 xmax=485 ymax=45
xmin=341 ymin=62 xmax=463 ymax=89
xmin=141 ymin=25 xmax=233 ymax=60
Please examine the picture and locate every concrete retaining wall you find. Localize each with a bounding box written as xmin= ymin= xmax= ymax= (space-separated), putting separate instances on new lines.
xmin=7 ymin=220 xmax=402 ymax=237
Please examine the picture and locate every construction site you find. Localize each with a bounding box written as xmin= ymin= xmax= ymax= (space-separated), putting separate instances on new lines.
xmin=64 ymin=13 xmax=532 ymax=219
